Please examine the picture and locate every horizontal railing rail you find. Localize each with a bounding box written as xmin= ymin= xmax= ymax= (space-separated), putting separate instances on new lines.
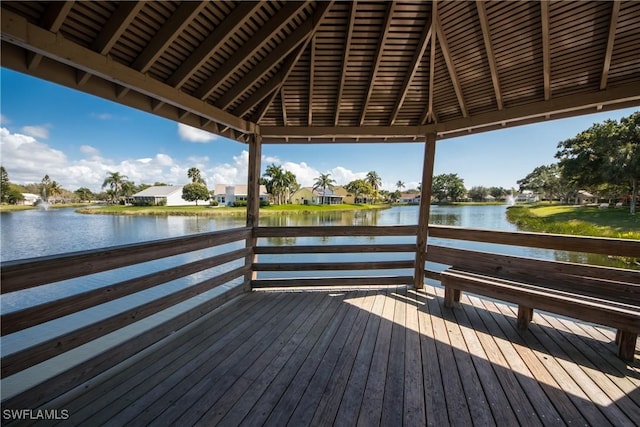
xmin=253 ymin=225 xmax=418 ymax=288
xmin=1 ymin=227 xmax=253 ymax=408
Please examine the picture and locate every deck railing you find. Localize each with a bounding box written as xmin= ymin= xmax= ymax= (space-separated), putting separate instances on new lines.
xmin=1 ymin=224 xmax=638 ymax=409
xmin=1 ymin=227 xmax=252 ymax=408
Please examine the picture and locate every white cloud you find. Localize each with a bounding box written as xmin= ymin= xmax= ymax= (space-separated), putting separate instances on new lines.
xmin=91 ymin=113 xmax=113 ymax=120
xmin=208 ymin=150 xmax=249 ymax=187
xmin=0 ymin=127 xmax=67 ymax=183
xmin=0 ymin=114 xmax=10 ymax=125
xmin=21 ymin=125 xmax=50 ymax=139
xmin=177 ymin=123 xmax=218 ymax=143
xmin=80 ymin=145 xmax=101 ymax=158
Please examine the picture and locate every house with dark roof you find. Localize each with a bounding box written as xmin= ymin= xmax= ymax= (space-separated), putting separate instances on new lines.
xmin=131 ymin=185 xmax=198 ymax=206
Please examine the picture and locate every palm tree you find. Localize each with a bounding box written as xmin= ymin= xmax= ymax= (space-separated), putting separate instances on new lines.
xmin=396 ymin=180 xmax=405 ymax=191
xmin=102 ymin=171 xmax=128 ymax=203
xmin=41 ymin=174 xmax=51 ymax=201
xmin=48 ymin=181 xmax=62 ymax=204
xmin=366 ymin=171 xmax=382 ymax=203
xmin=263 ymin=163 xmax=287 ymax=204
xmin=187 ymin=167 xmax=204 ymax=184
xmin=313 ymin=173 xmax=336 ymax=205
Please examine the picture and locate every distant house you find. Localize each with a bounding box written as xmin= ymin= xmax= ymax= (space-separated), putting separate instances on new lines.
xmin=398 ymin=193 xmax=420 ymax=204
xmin=20 ymin=193 xmax=40 ymax=205
xmin=290 ymin=187 xmax=344 ymax=205
xmin=577 ymin=190 xmax=595 ymax=204
xmin=516 ymin=190 xmax=539 ymax=203
xmin=131 ymin=185 xmax=198 ymax=206
xmin=213 ymin=184 xmax=268 ymax=206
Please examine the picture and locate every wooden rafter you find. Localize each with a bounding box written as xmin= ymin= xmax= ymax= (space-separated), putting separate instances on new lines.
xmin=476 ymin=1 xmax=503 ymax=110
xmin=389 ymin=17 xmax=432 ymax=125
xmin=281 ymin=87 xmax=288 ymax=127
xmin=216 ymin=15 xmax=316 ymax=109
xmin=601 ymin=0 xmax=621 ymax=90
xmin=237 ymin=42 xmax=309 ymax=118
xmin=28 ymin=1 xmax=74 ymax=70
xmin=421 ymin=0 xmax=438 ymax=125
xmin=436 ymin=15 xmax=468 ymax=118
xmin=359 ymin=1 xmax=396 ymax=126
xmin=132 ymin=1 xmax=206 ymax=73
xmin=309 ymin=35 xmax=315 ymax=126
xmin=93 ymin=2 xmax=143 ymax=55
xmin=541 ymin=0 xmax=551 ymax=100
xmin=167 ymin=2 xmax=262 ymax=88
xmin=193 ymin=2 xmax=309 ymax=101
xmin=335 ymin=0 xmax=357 ymax=126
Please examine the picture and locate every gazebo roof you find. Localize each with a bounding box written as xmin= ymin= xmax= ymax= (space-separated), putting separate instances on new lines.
xmin=2 ymin=1 xmax=639 ymax=144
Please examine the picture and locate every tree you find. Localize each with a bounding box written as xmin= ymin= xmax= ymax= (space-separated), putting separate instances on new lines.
xmin=432 ymin=173 xmax=466 ymax=202
xmin=41 ymin=174 xmax=51 ymax=201
xmin=366 ymin=171 xmax=382 ymax=203
xmin=102 ymin=171 xmax=129 ymax=203
xmin=182 ymin=182 xmax=210 ymax=205
xmin=395 ymin=180 xmax=405 ymax=192
xmin=262 ymin=164 xmax=298 ymax=205
xmin=1 ymin=166 xmax=10 ymax=203
xmin=345 ymin=179 xmax=372 ymax=204
xmin=75 ymin=187 xmax=94 ymax=202
xmin=48 ymin=181 xmax=62 ymax=203
xmin=517 ymin=164 xmax=563 ymax=202
xmin=313 ymin=173 xmax=336 ymax=204
xmin=468 ymin=186 xmax=489 ymax=202
xmin=5 ymin=185 xmax=24 ymax=204
xmin=187 ymin=167 xmax=205 ymax=184
xmin=489 ymin=186 xmax=508 ymax=200
xmin=613 ymin=112 xmax=640 ymax=213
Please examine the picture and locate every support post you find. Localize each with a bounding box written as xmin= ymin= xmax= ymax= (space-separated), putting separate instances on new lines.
xmin=245 ymin=133 xmax=262 ymax=289
xmin=414 ymin=132 xmax=437 ymax=289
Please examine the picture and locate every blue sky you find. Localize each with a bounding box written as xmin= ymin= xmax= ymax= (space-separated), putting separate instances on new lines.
xmin=1 ymin=68 xmax=638 ymax=194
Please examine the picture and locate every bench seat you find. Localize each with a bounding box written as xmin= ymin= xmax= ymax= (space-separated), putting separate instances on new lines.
xmin=440 ymin=268 xmax=640 ymax=361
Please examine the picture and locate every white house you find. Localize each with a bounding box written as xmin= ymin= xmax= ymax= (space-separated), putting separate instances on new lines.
xmin=398 ymin=193 xmax=420 ymax=204
xmin=131 ymin=185 xmax=200 ymax=206
xmin=20 ymin=193 xmax=41 ymax=205
xmin=214 ymin=184 xmax=269 ymax=206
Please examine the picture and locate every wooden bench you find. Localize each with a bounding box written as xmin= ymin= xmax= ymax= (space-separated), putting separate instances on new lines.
xmin=440 ymin=262 xmax=640 ymax=361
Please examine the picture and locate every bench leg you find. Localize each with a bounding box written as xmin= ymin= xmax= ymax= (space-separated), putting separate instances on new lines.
xmin=517 ymin=306 xmax=534 ymax=330
xmin=444 ymin=287 xmax=461 ymax=308
xmin=615 ymin=330 xmax=637 ymax=361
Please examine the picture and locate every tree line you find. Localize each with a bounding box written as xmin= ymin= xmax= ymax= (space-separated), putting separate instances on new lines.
xmin=517 ymin=111 xmax=639 ymax=213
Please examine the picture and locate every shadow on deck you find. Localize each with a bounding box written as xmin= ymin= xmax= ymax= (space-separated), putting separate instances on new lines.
xmin=22 ymin=285 xmax=640 ymax=427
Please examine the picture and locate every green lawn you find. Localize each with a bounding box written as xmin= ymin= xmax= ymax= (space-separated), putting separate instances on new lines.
xmin=506 ymin=205 xmax=640 ymax=239
xmin=76 ymin=203 xmax=391 ymax=216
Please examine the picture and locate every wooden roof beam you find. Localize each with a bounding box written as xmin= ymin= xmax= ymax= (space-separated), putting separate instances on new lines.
xmin=193 ymin=1 xmax=309 ymax=101
xmin=335 ymin=0 xmax=357 ymax=126
xmin=231 ymin=2 xmax=333 ymax=118
xmin=28 ymin=1 xmax=74 ymax=70
xmin=359 ymin=1 xmax=396 ymax=126
xmin=93 ymin=2 xmax=144 ymax=55
xmin=601 ymin=0 xmax=620 ymax=90
xmin=436 ymin=15 xmax=468 ymax=118
xmin=0 ymin=9 xmax=255 ymax=135
xmin=236 ymin=41 xmax=309 ymax=118
xmin=541 ymin=0 xmax=551 ymax=100
xmin=132 ymin=1 xmax=207 ymax=73
xmin=420 ymin=5 xmax=438 ymax=125
xmin=167 ymin=2 xmax=262 ymax=88
xmin=309 ymin=35 xmax=316 ymax=126
xmin=476 ymin=1 xmax=503 ymax=110
xmin=390 ymin=17 xmax=431 ymax=125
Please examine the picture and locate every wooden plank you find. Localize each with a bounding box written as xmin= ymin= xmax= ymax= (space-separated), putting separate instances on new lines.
xmin=381 ymin=287 xmax=407 ymax=426
xmin=403 ymin=289 xmax=427 ymax=426
xmin=128 ymin=291 xmax=322 ymax=425
xmin=238 ymin=291 xmax=353 ymax=425
xmin=2 ymin=247 xmax=251 ymax=335
xmin=330 ymin=291 xmax=386 ymax=425
xmin=287 ymin=291 xmax=376 ymax=425
xmin=357 ymin=289 xmax=395 ymax=426
xmin=253 ymin=260 xmax=414 ymax=271
xmin=3 ymin=284 xmax=248 ymax=410
xmin=416 ymin=286 xmax=449 ymax=426
xmin=1 ymin=266 xmax=250 ymax=378
xmin=428 ymin=225 xmax=640 ymax=258
xmin=1 ymin=227 xmax=252 ymax=292
xmin=92 ymin=291 xmax=296 ymax=426
xmin=255 ymin=225 xmax=418 ymax=238
xmin=206 ymin=290 xmax=347 ymax=426
xmin=427 ymin=285 xmax=473 ymax=425
xmin=251 ymin=275 xmax=413 ymax=288
xmin=55 ymin=290 xmax=267 ymax=422
xmin=254 ymin=243 xmax=416 ymax=254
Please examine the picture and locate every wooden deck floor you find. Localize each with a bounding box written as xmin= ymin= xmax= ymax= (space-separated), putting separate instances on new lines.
xmin=44 ymin=285 xmax=639 ymax=426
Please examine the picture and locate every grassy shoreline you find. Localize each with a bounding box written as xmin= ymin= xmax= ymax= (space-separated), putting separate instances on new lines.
xmin=74 ymin=203 xmax=392 ymax=216
xmin=506 ymin=205 xmax=640 ymax=240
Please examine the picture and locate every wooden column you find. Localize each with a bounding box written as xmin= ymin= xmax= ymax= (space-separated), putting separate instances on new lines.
xmin=414 ymin=132 xmax=437 ymax=289
xmin=245 ymin=133 xmax=262 ymax=289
